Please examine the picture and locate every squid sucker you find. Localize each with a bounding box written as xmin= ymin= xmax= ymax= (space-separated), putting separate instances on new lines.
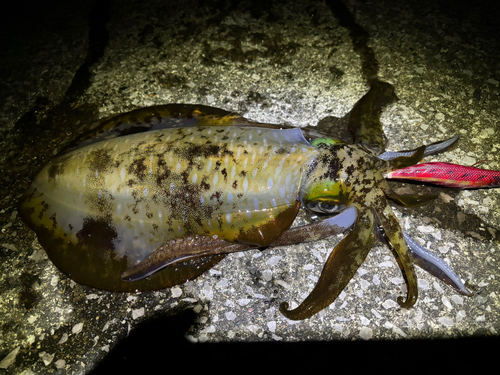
xmin=18 ymin=94 xmax=493 ymax=320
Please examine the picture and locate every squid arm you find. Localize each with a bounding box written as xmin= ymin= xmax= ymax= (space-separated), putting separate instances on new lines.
xmin=347 ymin=82 xmax=397 ymax=154
xmin=384 ymin=187 xmax=437 ymax=207
xmin=280 ymin=206 xmax=376 ymax=320
xmin=373 ymin=204 xmax=418 ymax=308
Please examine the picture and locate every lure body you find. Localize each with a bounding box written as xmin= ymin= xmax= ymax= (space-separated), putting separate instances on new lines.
xmin=388 ymin=161 xmax=500 ymax=188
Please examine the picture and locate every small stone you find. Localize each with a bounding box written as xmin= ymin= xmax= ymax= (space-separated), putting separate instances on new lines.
xmin=237 ymin=298 xmax=251 ymax=306
xmin=55 ymin=359 xmax=66 ymax=369
xmin=72 ymin=322 xmax=84 ymax=334
xmin=225 ymin=311 xmax=237 ymax=321
xmin=216 ymin=278 xmax=229 ymax=288
xmin=1 ymin=243 xmax=17 ymax=251
xmin=359 ymin=327 xmax=373 ymax=340
xmin=50 ymin=275 xmax=59 ymax=287
xmin=202 ymin=325 xmax=216 ymax=333
xmin=451 ymin=295 xmax=464 ymax=305
xmin=382 ymin=299 xmax=397 ymax=309
xmin=360 ymin=279 xmax=370 ymax=290
xmin=203 ymin=283 xmax=213 ymax=299
xmin=371 ymin=309 xmax=382 ymax=319
xmin=357 ymin=268 xmax=368 ymax=276
xmin=39 ymin=351 xmax=55 ymax=366
xmin=438 ymin=316 xmax=454 ymax=327
xmin=58 ymin=333 xmax=68 ymax=344
xmin=267 ymin=321 xmax=276 ymax=332
xmin=462 ymin=156 xmax=476 ymax=165
xmin=438 ymin=246 xmax=449 ymax=254
xmin=0 ymin=346 xmax=20 ymax=369
xmin=247 ymin=325 xmax=260 ymax=333
xmin=378 ymin=261 xmax=394 ymax=268
xmin=390 ymin=277 xmax=404 ymax=285
xmin=262 ymin=269 xmax=273 ymax=281
xmin=475 ymin=315 xmax=486 ymax=322
xmin=417 ymin=225 xmax=435 ymax=233
xmin=132 ymin=308 xmax=145 ymax=320
xmin=433 ymin=281 xmax=445 ymax=293
xmin=442 ymin=296 xmax=453 ymax=309
xmin=439 ymin=192 xmax=454 ymax=203
xmin=267 ymin=255 xmax=282 ymax=266
xmin=171 ymin=287 xmax=182 ymax=298
xmin=417 ymin=279 xmax=430 ymax=290
xmin=359 ymin=315 xmax=371 ymax=325
xmin=392 ymin=326 xmax=407 ymax=337
xmin=456 ymin=310 xmax=466 ymax=322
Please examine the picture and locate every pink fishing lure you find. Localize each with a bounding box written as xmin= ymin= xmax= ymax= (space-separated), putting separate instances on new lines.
xmin=388 ymin=162 xmax=500 ymax=189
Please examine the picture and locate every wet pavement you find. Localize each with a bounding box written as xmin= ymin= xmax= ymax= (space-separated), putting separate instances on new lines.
xmin=1 ymin=0 xmax=499 ymax=373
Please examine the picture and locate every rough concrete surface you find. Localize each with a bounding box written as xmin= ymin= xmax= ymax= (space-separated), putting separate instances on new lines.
xmin=1 ymin=0 xmax=499 ymax=373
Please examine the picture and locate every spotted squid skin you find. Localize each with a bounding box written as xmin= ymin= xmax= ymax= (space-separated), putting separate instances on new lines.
xmin=280 ymin=141 xmax=418 ymax=319
xmin=18 ymin=126 xmax=319 ymax=291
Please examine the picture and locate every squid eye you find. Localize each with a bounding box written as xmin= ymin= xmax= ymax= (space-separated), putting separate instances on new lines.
xmin=307 ymin=202 xmax=346 ymax=214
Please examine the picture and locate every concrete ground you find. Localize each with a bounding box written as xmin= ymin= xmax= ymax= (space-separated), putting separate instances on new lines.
xmin=1 ymin=0 xmax=499 ymax=373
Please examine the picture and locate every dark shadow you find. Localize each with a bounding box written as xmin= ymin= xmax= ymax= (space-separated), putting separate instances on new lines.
xmin=90 ymin=309 xmax=198 ymax=373
xmin=90 ymin=308 xmax=497 ymax=373
xmin=15 ymin=0 xmax=112 ymax=145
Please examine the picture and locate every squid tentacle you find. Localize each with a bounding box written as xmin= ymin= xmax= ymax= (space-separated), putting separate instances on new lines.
xmin=280 ymin=206 xmax=375 ymax=320
xmin=378 ymin=135 xmax=459 ymax=161
xmin=420 ymin=134 xmax=459 ymax=157
xmin=383 ymin=146 xmax=426 ymax=171
xmin=403 ymin=231 xmax=472 ymax=296
xmin=122 ymin=207 xmax=358 ymax=282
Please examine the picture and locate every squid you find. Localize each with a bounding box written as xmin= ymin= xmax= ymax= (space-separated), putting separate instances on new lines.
xmin=18 ymin=82 xmax=498 ymax=320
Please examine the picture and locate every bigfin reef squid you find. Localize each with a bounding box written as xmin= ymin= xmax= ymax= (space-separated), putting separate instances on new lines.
xmin=18 ymin=82 xmax=500 ymax=320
